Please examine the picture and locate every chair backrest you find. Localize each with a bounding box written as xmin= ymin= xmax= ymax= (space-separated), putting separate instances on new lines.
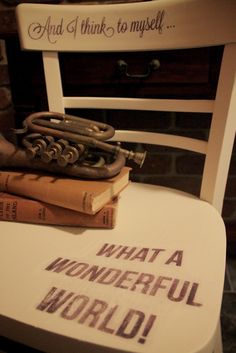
xmin=16 ymin=0 xmax=236 ymax=213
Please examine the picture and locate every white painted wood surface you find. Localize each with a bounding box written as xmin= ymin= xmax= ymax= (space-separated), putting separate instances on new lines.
xmin=16 ymin=0 xmax=236 ymax=51
xmin=0 ymin=183 xmax=226 ymax=353
xmin=1 ymin=0 xmax=235 ymax=352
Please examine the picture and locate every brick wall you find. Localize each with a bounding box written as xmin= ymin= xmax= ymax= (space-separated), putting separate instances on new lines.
xmin=0 ymin=39 xmax=235 ymax=243
xmin=0 ymin=40 xmax=15 ymax=141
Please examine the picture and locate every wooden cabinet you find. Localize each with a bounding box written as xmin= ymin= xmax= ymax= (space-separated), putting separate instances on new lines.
xmin=60 ymin=47 xmax=223 ymax=99
xmin=4 ymin=36 xmax=223 ymax=125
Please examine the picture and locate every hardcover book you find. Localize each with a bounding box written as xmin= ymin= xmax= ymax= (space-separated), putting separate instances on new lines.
xmin=0 ymin=167 xmax=130 ymax=214
xmin=0 ymin=192 xmax=119 ymax=228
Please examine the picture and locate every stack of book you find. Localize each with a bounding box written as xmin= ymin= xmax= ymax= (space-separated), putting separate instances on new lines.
xmin=0 ymin=167 xmax=130 ymax=228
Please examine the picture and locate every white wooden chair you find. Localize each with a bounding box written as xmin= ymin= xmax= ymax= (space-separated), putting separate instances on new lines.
xmin=1 ymin=0 xmax=236 ymax=352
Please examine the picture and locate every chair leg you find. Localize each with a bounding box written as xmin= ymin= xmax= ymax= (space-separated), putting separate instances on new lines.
xmin=214 ymin=320 xmax=223 ymax=353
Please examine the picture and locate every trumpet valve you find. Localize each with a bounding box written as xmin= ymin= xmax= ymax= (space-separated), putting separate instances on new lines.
xmin=57 ymin=146 xmax=80 ymax=167
xmin=41 ymin=139 xmax=68 ymax=164
xmin=26 ymin=138 xmax=47 ymax=159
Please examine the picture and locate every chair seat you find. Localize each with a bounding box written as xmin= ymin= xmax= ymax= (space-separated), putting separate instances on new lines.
xmin=0 ymin=182 xmax=226 ymax=353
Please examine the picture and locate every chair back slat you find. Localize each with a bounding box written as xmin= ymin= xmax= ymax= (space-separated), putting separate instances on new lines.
xmin=42 ymin=52 xmax=64 ymax=112
xmin=111 ymin=131 xmax=208 ymax=154
xmin=61 ymin=96 xmax=214 ymax=113
xmin=16 ymin=0 xmax=236 ymax=51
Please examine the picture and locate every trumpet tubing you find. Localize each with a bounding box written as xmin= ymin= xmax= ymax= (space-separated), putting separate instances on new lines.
xmin=7 ymin=112 xmax=147 ymax=179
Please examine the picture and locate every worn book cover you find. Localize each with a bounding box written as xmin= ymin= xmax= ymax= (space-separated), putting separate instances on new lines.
xmin=0 ymin=167 xmax=130 ymax=214
xmin=0 ymin=192 xmax=119 ymax=228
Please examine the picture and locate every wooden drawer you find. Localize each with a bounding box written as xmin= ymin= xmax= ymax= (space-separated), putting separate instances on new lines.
xmin=5 ymin=37 xmax=223 ymax=124
xmin=60 ymin=46 xmax=223 ymax=99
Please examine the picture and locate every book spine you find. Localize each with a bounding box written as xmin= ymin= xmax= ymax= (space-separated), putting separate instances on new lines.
xmin=0 ymin=193 xmax=118 ymax=228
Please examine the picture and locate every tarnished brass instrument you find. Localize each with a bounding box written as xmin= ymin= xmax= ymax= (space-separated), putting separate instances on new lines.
xmin=1 ymin=112 xmax=146 ymax=179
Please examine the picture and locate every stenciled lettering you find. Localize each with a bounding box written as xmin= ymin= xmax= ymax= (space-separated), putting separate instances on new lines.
xmin=28 ymin=16 xmax=64 ymax=44
xmin=96 ymin=243 xmax=180 ymax=265
xmin=36 ymin=286 xmax=157 ymax=344
xmin=80 ymin=17 xmax=114 ymax=37
xmin=45 ymin=257 xmax=203 ymax=306
xmin=129 ymin=10 xmax=165 ymax=37
xmin=27 ymin=10 xmax=173 ymax=44
xmin=66 ymin=16 xmax=78 ymax=38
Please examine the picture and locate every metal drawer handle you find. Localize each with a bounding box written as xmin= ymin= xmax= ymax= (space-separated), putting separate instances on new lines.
xmin=117 ymin=59 xmax=160 ymax=78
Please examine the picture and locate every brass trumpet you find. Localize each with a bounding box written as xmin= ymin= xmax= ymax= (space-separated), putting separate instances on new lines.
xmin=2 ymin=112 xmax=146 ymax=179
